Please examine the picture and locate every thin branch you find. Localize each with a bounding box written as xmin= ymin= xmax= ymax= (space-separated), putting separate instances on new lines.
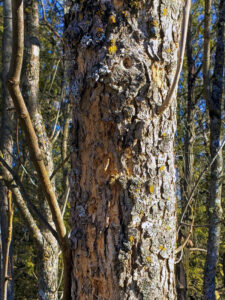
xmin=189 ymin=248 xmax=207 ymax=252
xmin=53 ymin=263 xmax=64 ymax=295
xmin=16 ymin=117 xmax=22 ymax=162
xmin=157 ymin=0 xmax=192 ymax=114
xmin=180 ymin=136 xmax=225 ymax=225
xmin=48 ymin=58 xmax=61 ymax=93
xmin=176 ymin=207 xmax=194 ymax=254
xmin=19 ymin=163 xmax=37 ymax=186
xmin=51 ymin=129 xmax=60 ymax=144
xmin=2 ymin=191 xmax=13 ymax=300
xmin=0 ymin=156 xmax=58 ymax=242
xmin=50 ymin=153 xmax=70 ymax=180
xmin=50 ymin=106 xmax=61 ymax=141
xmin=175 ymin=249 xmax=184 ymax=264
xmin=40 ymin=0 xmax=62 ymax=40
xmin=7 ymin=147 xmax=37 ymax=186
xmin=181 ymin=222 xmax=210 ymax=228
xmin=62 ymin=187 xmax=70 ymax=217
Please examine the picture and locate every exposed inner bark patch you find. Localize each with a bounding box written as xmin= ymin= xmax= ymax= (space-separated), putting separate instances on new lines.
xmin=123 ymin=57 xmax=133 ymax=69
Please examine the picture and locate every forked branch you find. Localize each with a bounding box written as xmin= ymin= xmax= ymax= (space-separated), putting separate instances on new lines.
xmin=7 ymin=0 xmax=71 ymax=298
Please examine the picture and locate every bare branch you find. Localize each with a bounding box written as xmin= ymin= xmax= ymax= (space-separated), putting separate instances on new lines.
xmin=62 ymin=186 xmax=70 ymax=217
xmin=50 ymin=107 xmax=61 ymax=141
xmin=189 ymin=248 xmax=207 ymax=252
xmin=176 ymin=207 xmax=194 ymax=255
xmin=180 ymin=136 xmax=225 ymax=225
xmin=2 ymin=191 xmax=13 ymax=300
xmin=50 ymin=153 xmax=70 ymax=180
xmin=49 ymin=58 xmax=61 ymax=93
xmin=157 ymin=0 xmax=192 ymax=115
xmin=181 ymin=222 xmax=210 ymax=228
xmin=0 ymin=156 xmax=58 ymax=242
xmin=175 ymin=249 xmax=184 ymax=264
xmin=40 ymin=0 xmax=62 ymax=40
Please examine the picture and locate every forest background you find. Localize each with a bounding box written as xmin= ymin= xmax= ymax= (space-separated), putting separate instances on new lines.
xmin=0 ymin=0 xmax=225 ymax=299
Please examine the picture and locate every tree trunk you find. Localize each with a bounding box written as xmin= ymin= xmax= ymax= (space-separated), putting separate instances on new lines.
xmin=0 ymin=0 xmax=14 ymax=298
xmin=0 ymin=229 xmax=2 ymax=297
xmin=203 ymin=0 xmax=211 ymax=107
xmin=67 ymin=1 xmax=184 ymax=298
xmin=36 ymin=242 xmax=59 ymax=300
xmin=176 ymin=13 xmax=195 ymax=300
xmin=22 ymin=0 xmax=59 ymax=298
xmin=203 ymin=0 xmax=225 ymax=298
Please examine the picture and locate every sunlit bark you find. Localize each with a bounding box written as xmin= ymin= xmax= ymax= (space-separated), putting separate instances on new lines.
xmin=67 ymin=0 xmax=184 ymax=298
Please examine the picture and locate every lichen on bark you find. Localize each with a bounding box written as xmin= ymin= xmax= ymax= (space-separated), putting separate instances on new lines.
xmin=66 ymin=0 xmax=183 ymax=299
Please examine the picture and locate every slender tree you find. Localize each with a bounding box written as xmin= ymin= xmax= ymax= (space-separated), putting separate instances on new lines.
xmin=21 ymin=0 xmax=59 ymax=298
xmin=0 ymin=0 xmax=14 ymax=298
xmin=66 ymin=0 xmax=189 ymax=298
xmin=6 ymin=0 xmax=71 ymax=298
xmin=176 ymin=13 xmax=196 ymax=300
xmin=203 ymin=0 xmax=211 ymax=107
xmin=203 ymin=0 xmax=225 ymax=298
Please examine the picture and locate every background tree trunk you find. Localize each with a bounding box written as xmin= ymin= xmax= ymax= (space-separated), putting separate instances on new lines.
xmin=21 ymin=0 xmax=59 ymax=298
xmin=67 ymin=1 xmax=184 ymax=298
xmin=176 ymin=13 xmax=195 ymax=300
xmin=203 ymin=0 xmax=225 ymax=298
xmin=0 ymin=230 xmax=1 ymax=297
xmin=203 ymin=0 xmax=211 ymax=107
xmin=0 ymin=0 xmax=14 ymax=298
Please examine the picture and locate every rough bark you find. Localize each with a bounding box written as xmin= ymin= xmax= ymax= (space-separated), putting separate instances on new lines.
xmin=67 ymin=1 xmax=183 ymax=299
xmin=21 ymin=0 xmax=59 ymax=298
xmin=0 ymin=0 xmax=14 ymax=298
xmin=156 ymin=0 xmax=191 ymax=115
xmin=203 ymin=0 xmax=225 ymax=298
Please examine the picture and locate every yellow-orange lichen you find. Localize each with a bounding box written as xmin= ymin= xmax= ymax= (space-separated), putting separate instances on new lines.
xmin=146 ymin=256 xmax=152 ymax=263
xmin=109 ymin=15 xmax=116 ymax=24
xmin=149 ymin=185 xmax=154 ymax=193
